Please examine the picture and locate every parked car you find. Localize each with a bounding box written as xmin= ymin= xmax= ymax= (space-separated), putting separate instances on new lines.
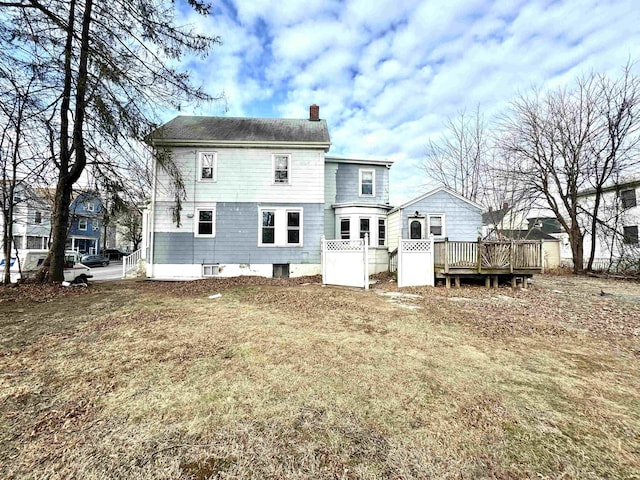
xmin=80 ymin=254 xmax=110 ymax=267
xmin=101 ymin=248 xmax=128 ymax=260
xmin=0 ymin=250 xmax=92 ymax=283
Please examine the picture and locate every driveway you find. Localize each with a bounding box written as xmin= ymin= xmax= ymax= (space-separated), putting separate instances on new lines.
xmin=88 ymin=260 xmax=123 ymax=281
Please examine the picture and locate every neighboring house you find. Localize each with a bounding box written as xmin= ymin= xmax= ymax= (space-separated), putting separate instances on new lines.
xmin=1 ymin=182 xmax=52 ymax=251
xmin=67 ymin=191 xmax=105 ymax=255
xmin=387 ymin=186 xmax=483 ymax=249
xmin=577 ymin=178 xmax=640 ymax=269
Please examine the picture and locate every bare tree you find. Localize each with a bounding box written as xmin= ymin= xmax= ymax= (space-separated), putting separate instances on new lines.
xmin=499 ymin=67 xmax=640 ymax=273
xmin=0 ymin=0 xmax=220 ymax=281
xmin=424 ymin=106 xmax=489 ymax=203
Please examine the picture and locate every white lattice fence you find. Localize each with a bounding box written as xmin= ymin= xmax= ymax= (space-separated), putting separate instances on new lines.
xmin=322 ymin=235 xmax=369 ymax=289
xmin=398 ymin=238 xmax=434 ymax=287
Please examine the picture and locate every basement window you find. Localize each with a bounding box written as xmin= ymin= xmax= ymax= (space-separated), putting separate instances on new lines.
xmin=202 ymin=264 xmax=219 ymax=277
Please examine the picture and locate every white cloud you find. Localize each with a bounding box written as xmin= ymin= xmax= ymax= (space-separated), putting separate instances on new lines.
xmin=174 ymin=0 xmax=640 ymax=204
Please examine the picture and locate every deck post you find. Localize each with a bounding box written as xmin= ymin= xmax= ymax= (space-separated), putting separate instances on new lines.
xmin=511 ymin=276 xmax=517 ymax=289
xmin=445 ymin=275 xmax=451 ymax=289
xmin=476 ymin=236 xmax=482 ymax=273
xmin=444 ymin=237 xmax=449 ymax=274
xmin=455 ymin=276 xmax=460 ymax=288
xmin=509 ymin=239 xmax=514 ymax=273
xmin=485 ymin=276 xmax=491 ymax=288
xmin=492 ymin=275 xmax=499 ymax=288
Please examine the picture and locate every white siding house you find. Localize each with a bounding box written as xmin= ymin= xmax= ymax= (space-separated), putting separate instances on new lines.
xmin=576 ymin=178 xmax=640 ymax=270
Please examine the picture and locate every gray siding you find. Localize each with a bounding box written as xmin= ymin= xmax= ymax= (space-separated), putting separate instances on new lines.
xmin=335 ymin=163 xmax=389 ymax=204
xmin=401 ymin=190 xmax=481 ymax=240
xmin=153 ymin=202 xmax=323 ymax=264
xmin=324 ymin=162 xmax=338 ymax=238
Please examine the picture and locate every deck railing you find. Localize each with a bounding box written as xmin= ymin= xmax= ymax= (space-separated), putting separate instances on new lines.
xmin=122 ymin=249 xmax=143 ymax=278
xmin=389 ymin=248 xmax=398 ymax=273
xmin=434 ymin=239 xmax=542 ymax=273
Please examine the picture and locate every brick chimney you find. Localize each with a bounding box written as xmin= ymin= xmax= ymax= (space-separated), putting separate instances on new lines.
xmin=309 ymin=104 xmax=319 ymax=121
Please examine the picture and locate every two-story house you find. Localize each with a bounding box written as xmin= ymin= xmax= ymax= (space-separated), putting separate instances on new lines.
xmin=144 ymin=106 xmax=394 ymax=279
xmin=67 ymin=191 xmax=105 ymax=255
xmin=1 ymin=182 xmax=52 ymax=252
xmin=577 ymin=178 xmax=640 ymax=269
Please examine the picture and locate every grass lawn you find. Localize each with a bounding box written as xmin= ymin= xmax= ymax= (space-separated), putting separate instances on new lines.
xmin=0 ymin=274 xmax=639 ymax=479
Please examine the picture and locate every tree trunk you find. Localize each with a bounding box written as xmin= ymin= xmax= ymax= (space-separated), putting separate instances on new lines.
xmin=48 ymin=179 xmax=74 ymax=281
xmin=570 ymin=225 xmax=584 ymax=274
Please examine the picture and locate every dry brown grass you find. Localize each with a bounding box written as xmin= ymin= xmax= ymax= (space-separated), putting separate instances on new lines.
xmin=0 ymin=274 xmax=639 ymax=479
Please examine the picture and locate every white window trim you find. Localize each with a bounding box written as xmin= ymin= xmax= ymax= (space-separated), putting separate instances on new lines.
xmin=194 ymin=205 xmax=217 ymax=238
xmin=359 ymin=168 xmax=375 ymax=197
xmin=408 ymin=216 xmax=425 ymax=239
xmin=78 ymin=218 xmax=88 ymax=231
xmin=359 ymin=216 xmax=371 ymax=245
xmin=428 ymin=213 xmax=446 ymax=238
xmin=198 ymin=151 xmax=218 ymax=182
xmin=258 ymin=207 xmax=303 ymax=247
xmin=272 ymin=154 xmax=291 ymax=185
xmin=85 ymin=202 xmax=95 ymax=212
xmin=339 ymin=217 xmax=350 ymax=239
xmin=377 ymin=216 xmax=386 ymax=247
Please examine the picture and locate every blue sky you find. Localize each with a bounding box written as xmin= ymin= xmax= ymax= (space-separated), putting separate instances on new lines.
xmin=173 ymin=0 xmax=640 ymax=205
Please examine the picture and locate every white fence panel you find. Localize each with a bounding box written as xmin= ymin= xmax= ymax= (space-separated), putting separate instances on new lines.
xmin=322 ymin=235 xmax=369 ymax=289
xmin=398 ymin=238 xmax=434 ymax=288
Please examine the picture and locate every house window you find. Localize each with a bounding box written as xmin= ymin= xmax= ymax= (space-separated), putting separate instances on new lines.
xmin=623 ymin=225 xmax=639 ymax=244
xmin=199 ymin=152 xmax=217 ymax=181
xmin=360 ymin=218 xmax=370 ymax=244
xmin=261 ymin=210 xmax=275 ymax=244
xmin=359 ymin=169 xmax=375 ymax=196
xmin=195 ymin=208 xmax=216 ymax=237
xmin=378 ymin=218 xmax=386 ymax=246
xmin=85 ymin=202 xmax=94 ymax=212
xmin=340 ymin=218 xmax=350 ymax=239
xmin=621 ymin=189 xmax=637 ymax=209
xmin=273 ymin=154 xmax=290 ymax=184
xmin=259 ymin=207 xmax=303 ymax=246
xmin=410 ymin=219 xmax=422 ymax=239
xmin=202 ymin=264 xmax=219 ymax=276
xmin=287 ymin=211 xmax=300 ymax=244
xmin=34 ymin=211 xmax=42 ymax=224
xmin=429 ymin=215 xmax=444 ymax=237
xmin=78 ymin=219 xmax=87 ymax=231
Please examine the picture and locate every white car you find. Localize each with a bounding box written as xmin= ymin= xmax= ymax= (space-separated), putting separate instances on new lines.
xmin=0 ymin=249 xmax=92 ymax=283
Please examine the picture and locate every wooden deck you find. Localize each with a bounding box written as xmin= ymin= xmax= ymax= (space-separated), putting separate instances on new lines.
xmin=433 ymin=239 xmax=544 ymax=288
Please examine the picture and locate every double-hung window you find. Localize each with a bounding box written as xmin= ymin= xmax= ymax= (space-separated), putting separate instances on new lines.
xmin=259 ymin=207 xmax=303 ymax=246
xmin=428 ymin=215 xmax=444 ymax=237
xmin=85 ymin=202 xmax=94 ymax=212
xmin=621 ymin=189 xmax=637 ymax=209
xmin=199 ymin=152 xmax=217 ymax=181
xmin=378 ymin=218 xmax=386 ymax=246
xmin=340 ymin=218 xmax=350 ymax=239
xmin=261 ymin=210 xmax=276 ymax=244
xmin=273 ymin=154 xmax=290 ymax=184
xmin=78 ymin=219 xmax=87 ymax=231
xmin=34 ymin=211 xmax=42 ymax=224
xmin=287 ymin=211 xmax=300 ymax=244
xmin=359 ymin=169 xmax=375 ymax=196
xmin=623 ymin=225 xmax=639 ymax=244
xmin=359 ymin=218 xmax=370 ymax=244
xmin=195 ymin=206 xmax=216 ymax=237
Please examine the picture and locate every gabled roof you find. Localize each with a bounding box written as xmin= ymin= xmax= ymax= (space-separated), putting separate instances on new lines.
xmin=577 ymin=177 xmax=640 ymax=197
xmin=482 ymin=206 xmax=511 ymax=226
xmin=389 ymin=186 xmax=483 ymax=213
xmin=149 ymin=115 xmax=331 ymax=151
